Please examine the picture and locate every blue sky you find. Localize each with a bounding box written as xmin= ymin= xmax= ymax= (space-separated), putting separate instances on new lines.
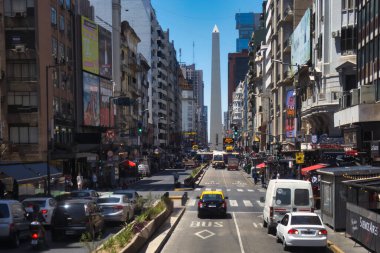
xmin=151 ymin=0 xmax=262 ymax=128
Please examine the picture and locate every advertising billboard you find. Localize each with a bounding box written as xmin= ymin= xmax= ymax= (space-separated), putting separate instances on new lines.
xmin=83 ymin=72 xmax=100 ymax=126
xmin=98 ymin=26 xmax=112 ymax=79
xmin=100 ymin=78 xmax=114 ymax=127
xmin=285 ymin=90 xmax=296 ymax=138
xmin=81 ymin=16 xmax=99 ymax=75
xmin=291 ymin=8 xmax=311 ymax=73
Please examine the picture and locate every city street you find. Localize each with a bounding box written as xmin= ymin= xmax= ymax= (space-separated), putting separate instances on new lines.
xmin=162 ymin=166 xmax=328 ymax=253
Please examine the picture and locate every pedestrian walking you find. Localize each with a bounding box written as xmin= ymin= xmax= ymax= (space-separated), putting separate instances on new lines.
xmin=92 ymin=172 xmax=98 ymax=189
xmin=77 ymin=172 xmax=83 ymax=190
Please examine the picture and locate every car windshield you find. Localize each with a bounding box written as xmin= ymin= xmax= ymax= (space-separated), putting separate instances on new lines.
xmin=214 ymin=155 xmax=223 ymax=161
xmin=202 ymin=194 xmax=223 ymax=201
xmin=71 ymin=192 xmax=90 ymax=197
xmin=98 ymin=197 xmax=120 ymax=204
xmin=0 ymin=204 xmax=10 ymax=218
xmin=22 ymin=200 xmax=46 ymax=208
xmin=291 ymin=215 xmax=322 ymax=225
xmin=113 ymin=191 xmax=133 ymax=199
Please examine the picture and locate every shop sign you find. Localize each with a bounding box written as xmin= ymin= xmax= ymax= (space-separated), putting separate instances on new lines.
xmin=295 ymin=152 xmax=304 ymax=164
xmin=346 ymin=208 xmax=380 ymax=252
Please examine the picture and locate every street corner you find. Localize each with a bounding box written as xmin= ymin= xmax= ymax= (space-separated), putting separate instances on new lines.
xmin=327 ymin=240 xmax=345 ymax=253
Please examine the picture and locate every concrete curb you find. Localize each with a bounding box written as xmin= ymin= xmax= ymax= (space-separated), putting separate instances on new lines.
xmin=174 ymin=188 xmax=194 ymax=191
xmin=327 ymin=240 xmax=345 ymax=253
xmin=195 ymin=165 xmax=208 ymax=186
xmin=168 ymin=196 xmax=183 ymax=200
xmin=154 ymin=207 xmax=186 ymax=253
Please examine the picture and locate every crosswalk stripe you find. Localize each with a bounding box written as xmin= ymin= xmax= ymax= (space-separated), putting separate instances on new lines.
xmin=229 ymin=200 xmax=238 ymax=207
xmin=205 ymin=188 xmax=211 ymax=191
xmin=256 ymin=200 xmax=264 ymax=207
xmin=243 ymin=200 xmax=253 ymax=207
xmin=195 ymin=188 xmax=201 ymax=191
xmin=253 ymin=222 xmax=264 ymax=228
xmin=257 ymin=188 xmax=266 ymax=192
xmin=187 ymin=199 xmax=196 ymax=206
xmin=247 ymin=189 xmax=254 ymax=192
xmin=227 ymin=189 xmax=231 ymax=192
xmin=237 ymin=189 xmax=243 ymax=192
xmin=216 ymin=188 xmax=222 ymax=192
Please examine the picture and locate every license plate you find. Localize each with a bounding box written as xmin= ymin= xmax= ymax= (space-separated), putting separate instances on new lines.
xmin=31 ymin=240 xmax=38 ymax=245
xmin=303 ymin=231 xmax=314 ymax=234
xmin=208 ymin=204 xmax=216 ymax=207
xmin=65 ymin=230 xmax=75 ymax=235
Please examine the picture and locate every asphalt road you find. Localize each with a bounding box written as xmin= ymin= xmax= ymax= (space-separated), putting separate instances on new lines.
xmin=162 ymin=166 xmax=328 ymax=253
xmin=0 ymin=168 xmax=192 ymax=253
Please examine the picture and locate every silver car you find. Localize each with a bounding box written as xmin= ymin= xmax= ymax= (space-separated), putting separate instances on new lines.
xmin=22 ymin=197 xmax=57 ymax=225
xmin=0 ymin=200 xmax=30 ymax=247
xmin=97 ymin=194 xmax=133 ymax=222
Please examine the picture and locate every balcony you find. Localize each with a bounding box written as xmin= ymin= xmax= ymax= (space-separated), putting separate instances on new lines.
xmin=301 ymin=92 xmax=340 ymax=113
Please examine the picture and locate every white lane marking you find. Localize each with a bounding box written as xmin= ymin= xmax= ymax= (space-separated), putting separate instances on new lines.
xmin=227 ymin=189 xmax=231 ymax=192
xmin=247 ymin=189 xmax=254 ymax=192
xmin=216 ymin=188 xmax=222 ymax=192
xmin=257 ymin=188 xmax=266 ymax=192
xmin=229 ymin=200 xmax=238 ymax=207
xmin=237 ymin=189 xmax=244 ymax=192
xmin=253 ymin=222 xmax=258 ymax=228
xmin=253 ymin=222 xmax=264 ymax=228
xmin=205 ymin=188 xmax=211 ymax=191
xmin=243 ymin=200 xmax=253 ymax=207
xmin=222 ymin=169 xmax=228 ymax=187
xmin=195 ymin=188 xmax=201 ymax=191
xmin=232 ymin=212 xmax=245 ymax=253
xmin=256 ymin=200 xmax=264 ymax=207
xmin=187 ymin=199 xmax=196 ymax=207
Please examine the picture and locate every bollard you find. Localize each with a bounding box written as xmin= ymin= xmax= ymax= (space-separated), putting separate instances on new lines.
xmin=181 ymin=192 xmax=188 ymax=206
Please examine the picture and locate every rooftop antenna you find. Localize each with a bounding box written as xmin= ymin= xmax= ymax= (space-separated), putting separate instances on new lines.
xmin=192 ymin=41 xmax=195 ymax=64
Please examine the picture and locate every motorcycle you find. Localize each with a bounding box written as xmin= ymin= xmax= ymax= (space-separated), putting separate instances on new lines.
xmin=30 ymin=220 xmax=46 ymax=249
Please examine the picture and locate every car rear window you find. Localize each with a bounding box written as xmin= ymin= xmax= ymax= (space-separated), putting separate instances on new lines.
xmin=113 ymin=192 xmax=133 ymax=199
xmin=0 ymin=204 xmax=10 ymax=218
xmin=294 ymin=189 xmax=310 ymax=205
xmin=56 ymin=203 xmax=85 ymax=217
xmin=202 ymin=194 xmax=223 ymax=201
xmin=98 ymin=197 xmax=120 ymax=204
xmin=22 ymin=200 xmax=46 ymax=208
xmin=71 ymin=192 xmax=90 ymax=198
xmin=275 ymin=188 xmax=291 ymax=205
xmin=291 ymin=215 xmax=322 ymax=225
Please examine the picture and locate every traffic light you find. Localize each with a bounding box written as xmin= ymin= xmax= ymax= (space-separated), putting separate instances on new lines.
xmin=137 ymin=121 xmax=143 ymax=135
xmin=234 ymin=126 xmax=238 ymax=136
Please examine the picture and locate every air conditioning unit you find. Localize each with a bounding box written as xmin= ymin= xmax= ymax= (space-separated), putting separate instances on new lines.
xmin=14 ymin=44 xmax=25 ymax=53
xmin=332 ymin=30 xmax=340 ymax=38
xmin=351 ymin=89 xmax=359 ymax=106
xmin=360 ymin=85 xmax=376 ymax=104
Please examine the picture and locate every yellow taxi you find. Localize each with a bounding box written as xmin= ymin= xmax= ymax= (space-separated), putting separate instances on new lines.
xmin=197 ymin=190 xmax=228 ymax=218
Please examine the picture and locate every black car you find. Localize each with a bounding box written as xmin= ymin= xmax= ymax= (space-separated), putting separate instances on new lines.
xmin=51 ymin=199 xmax=104 ymax=241
xmin=70 ymin=190 xmax=100 ymax=201
xmin=197 ymin=190 xmax=228 ymax=218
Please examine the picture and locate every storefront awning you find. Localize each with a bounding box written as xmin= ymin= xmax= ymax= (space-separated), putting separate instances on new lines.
xmin=301 ymin=163 xmax=328 ymax=175
xmin=0 ymin=163 xmax=62 ymax=183
xmin=255 ymin=163 xmax=266 ymax=169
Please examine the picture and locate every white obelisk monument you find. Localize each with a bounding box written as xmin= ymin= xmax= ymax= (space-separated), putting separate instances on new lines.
xmin=210 ymin=25 xmax=224 ymax=150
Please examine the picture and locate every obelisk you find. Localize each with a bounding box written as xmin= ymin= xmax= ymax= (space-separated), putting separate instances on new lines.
xmin=210 ymin=25 xmax=223 ymax=150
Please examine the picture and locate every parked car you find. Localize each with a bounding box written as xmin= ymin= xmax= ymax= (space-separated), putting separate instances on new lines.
xmin=112 ymin=190 xmax=142 ymax=213
xmin=276 ymin=212 xmax=328 ymax=250
xmin=51 ymin=199 xmax=104 ymax=241
xmin=0 ymin=200 xmax=30 ymax=247
xmin=97 ymin=194 xmax=133 ymax=222
xmin=22 ymin=197 xmax=57 ymax=225
xmin=261 ymin=179 xmax=314 ymax=234
xmin=197 ymin=190 xmax=228 ymax=218
xmin=70 ymin=190 xmax=100 ymax=201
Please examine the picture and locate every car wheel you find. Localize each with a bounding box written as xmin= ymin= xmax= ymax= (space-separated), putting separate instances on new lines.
xmin=11 ymin=233 xmax=20 ymax=248
xmin=283 ymin=237 xmax=289 ymax=251
xmin=276 ymin=233 xmax=281 ymax=243
xmin=197 ymin=212 xmax=202 ymax=218
xmin=263 ymin=219 xmax=268 ymax=228
xmin=267 ymin=225 xmax=273 ymax=234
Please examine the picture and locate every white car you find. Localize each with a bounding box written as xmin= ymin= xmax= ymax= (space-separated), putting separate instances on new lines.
xmin=22 ymin=197 xmax=57 ymax=225
xmin=276 ymin=212 xmax=328 ymax=251
xmin=97 ymin=194 xmax=133 ymax=222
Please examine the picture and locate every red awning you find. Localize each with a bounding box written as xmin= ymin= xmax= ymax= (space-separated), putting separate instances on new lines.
xmin=121 ymin=160 xmax=136 ymax=167
xmin=301 ymin=164 xmax=328 ymax=175
xmin=255 ymin=163 xmax=266 ymax=169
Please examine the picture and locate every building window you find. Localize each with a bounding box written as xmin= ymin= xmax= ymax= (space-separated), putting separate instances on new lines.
xmin=7 ymin=92 xmax=37 ymax=107
xmin=6 ymin=62 xmax=37 ymax=81
xmin=65 ymin=0 xmax=71 ymax=10
xmin=52 ymin=37 xmax=57 ymax=57
xmin=51 ymin=7 xmax=57 ymax=26
xmin=9 ymin=125 xmax=38 ymax=144
xmin=342 ymin=0 xmax=354 ymax=10
xmin=341 ymin=27 xmax=357 ymax=54
xmin=317 ymin=34 xmax=322 ymax=60
xmin=59 ymin=15 xmax=65 ymax=32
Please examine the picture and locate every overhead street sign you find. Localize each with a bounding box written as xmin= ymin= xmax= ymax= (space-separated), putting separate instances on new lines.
xmin=295 ymin=152 xmax=304 ymax=164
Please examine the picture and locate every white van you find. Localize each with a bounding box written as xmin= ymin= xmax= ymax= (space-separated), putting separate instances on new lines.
xmin=261 ymin=179 xmax=314 ymax=234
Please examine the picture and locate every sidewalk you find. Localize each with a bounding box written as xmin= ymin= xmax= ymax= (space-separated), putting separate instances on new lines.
xmin=240 ymin=169 xmax=371 ymax=253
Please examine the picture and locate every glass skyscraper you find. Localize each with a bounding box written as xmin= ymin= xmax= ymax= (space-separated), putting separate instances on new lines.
xmin=235 ymin=13 xmax=260 ymax=52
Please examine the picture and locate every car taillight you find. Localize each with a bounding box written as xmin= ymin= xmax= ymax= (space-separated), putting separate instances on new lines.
xmin=269 ymin=207 xmax=273 ymax=218
xmin=41 ymin=209 xmax=48 ymax=214
xmin=198 ymin=201 xmax=203 ymax=208
xmin=318 ymin=229 xmax=328 ymax=235
xmin=288 ymin=229 xmax=299 ymax=235
xmin=114 ymin=205 xmax=124 ymax=210
xmin=31 ymin=233 xmax=39 ymax=239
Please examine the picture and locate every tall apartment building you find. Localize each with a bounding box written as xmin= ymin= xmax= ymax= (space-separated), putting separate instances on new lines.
xmin=335 ymin=0 xmax=380 ymax=164
xmin=235 ymin=13 xmax=261 ymax=52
